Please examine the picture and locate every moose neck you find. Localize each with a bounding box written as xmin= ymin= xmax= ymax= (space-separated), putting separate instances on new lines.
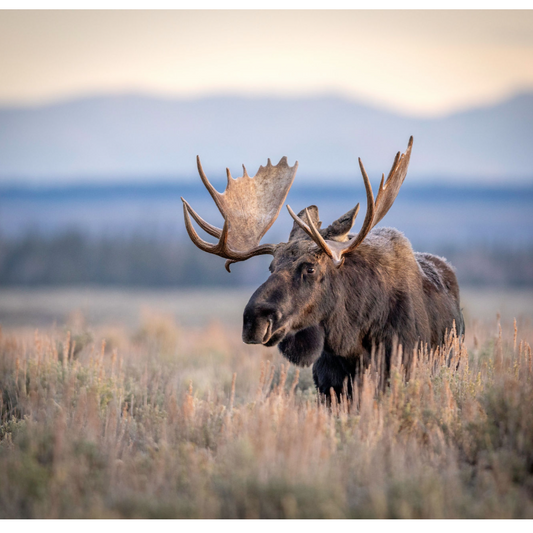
xmin=321 ymin=228 xmax=426 ymax=359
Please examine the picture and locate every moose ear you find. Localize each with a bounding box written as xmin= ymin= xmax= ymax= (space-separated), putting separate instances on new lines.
xmin=289 ymin=205 xmax=322 ymax=241
xmin=321 ymin=206 xmax=359 ymax=242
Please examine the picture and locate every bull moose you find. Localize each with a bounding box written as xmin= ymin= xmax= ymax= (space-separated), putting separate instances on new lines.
xmin=182 ymin=137 xmax=464 ymax=398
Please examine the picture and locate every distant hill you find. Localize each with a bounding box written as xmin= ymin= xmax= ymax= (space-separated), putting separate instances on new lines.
xmin=1 ymin=93 xmax=533 ymax=184
xmin=2 ymin=181 xmax=532 ymax=249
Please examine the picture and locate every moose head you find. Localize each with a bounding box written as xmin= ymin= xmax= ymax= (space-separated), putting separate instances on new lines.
xmin=183 ymin=137 xmax=412 ymax=338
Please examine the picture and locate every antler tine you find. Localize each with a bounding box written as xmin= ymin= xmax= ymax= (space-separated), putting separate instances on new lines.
xmin=226 ymin=167 xmax=233 ymax=188
xmin=287 ymin=205 xmax=334 ymax=260
xmin=304 ymin=208 xmax=332 ymax=256
xmin=181 ymin=197 xmax=222 ymax=239
xmin=225 ymin=259 xmax=237 ymax=273
xmin=196 ymin=156 xmax=225 ymax=215
xmin=182 ymin=199 xmax=227 ymax=254
xmin=286 ymin=205 xmax=312 ymax=238
xmin=337 ymin=157 xmax=376 ymax=255
xmin=372 ymin=136 xmax=413 ymax=227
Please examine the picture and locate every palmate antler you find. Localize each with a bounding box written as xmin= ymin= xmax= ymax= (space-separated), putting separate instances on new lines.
xmin=287 ymin=137 xmax=413 ymax=267
xmin=182 ymin=156 xmax=298 ymax=271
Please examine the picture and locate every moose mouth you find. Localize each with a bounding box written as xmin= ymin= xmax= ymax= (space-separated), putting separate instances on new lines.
xmin=262 ymin=318 xmax=273 ymax=344
xmin=261 ymin=319 xmax=287 ymax=347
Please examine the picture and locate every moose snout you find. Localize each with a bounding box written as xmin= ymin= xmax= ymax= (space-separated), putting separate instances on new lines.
xmin=242 ymin=303 xmax=282 ymax=345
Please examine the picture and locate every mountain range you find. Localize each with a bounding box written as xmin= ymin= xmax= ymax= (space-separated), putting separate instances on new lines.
xmin=1 ymin=92 xmax=532 ymax=185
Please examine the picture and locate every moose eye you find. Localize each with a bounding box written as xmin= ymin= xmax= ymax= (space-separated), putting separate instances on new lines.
xmin=306 ymin=266 xmax=316 ymax=275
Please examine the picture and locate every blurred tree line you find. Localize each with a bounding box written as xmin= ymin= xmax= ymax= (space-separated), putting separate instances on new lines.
xmin=0 ymin=231 xmax=532 ymax=287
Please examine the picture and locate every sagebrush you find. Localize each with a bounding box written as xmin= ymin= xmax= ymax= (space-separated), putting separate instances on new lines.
xmin=0 ymin=312 xmax=532 ymax=518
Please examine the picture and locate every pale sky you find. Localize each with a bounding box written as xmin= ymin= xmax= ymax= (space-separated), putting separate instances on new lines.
xmin=1 ymin=10 xmax=533 ymax=116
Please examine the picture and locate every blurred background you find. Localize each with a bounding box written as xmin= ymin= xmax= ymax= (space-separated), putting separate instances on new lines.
xmin=1 ymin=9 xmax=532 ymax=328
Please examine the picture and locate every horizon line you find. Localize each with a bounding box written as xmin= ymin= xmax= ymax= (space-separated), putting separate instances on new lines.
xmin=1 ymin=88 xmax=532 ymax=120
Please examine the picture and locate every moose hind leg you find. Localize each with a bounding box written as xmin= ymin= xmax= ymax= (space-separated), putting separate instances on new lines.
xmin=312 ymin=351 xmax=357 ymax=400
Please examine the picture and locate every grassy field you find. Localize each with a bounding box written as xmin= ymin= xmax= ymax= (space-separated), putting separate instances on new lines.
xmin=0 ymin=288 xmax=533 ymax=518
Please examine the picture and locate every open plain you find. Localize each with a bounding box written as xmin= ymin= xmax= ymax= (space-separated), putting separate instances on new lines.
xmin=0 ymin=287 xmax=532 ymax=518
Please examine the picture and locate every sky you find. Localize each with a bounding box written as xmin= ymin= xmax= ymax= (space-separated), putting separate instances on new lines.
xmin=1 ymin=10 xmax=533 ymax=116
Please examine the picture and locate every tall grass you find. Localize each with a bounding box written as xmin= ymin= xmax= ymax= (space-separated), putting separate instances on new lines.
xmin=1 ymin=312 xmax=532 ymax=518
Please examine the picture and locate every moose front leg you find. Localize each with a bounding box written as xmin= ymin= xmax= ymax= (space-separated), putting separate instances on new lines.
xmin=278 ymin=325 xmax=324 ymax=367
xmin=312 ymin=351 xmax=359 ymax=400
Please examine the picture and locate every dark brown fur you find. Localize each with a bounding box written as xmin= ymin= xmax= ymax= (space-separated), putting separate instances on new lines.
xmin=243 ymin=216 xmax=464 ymax=398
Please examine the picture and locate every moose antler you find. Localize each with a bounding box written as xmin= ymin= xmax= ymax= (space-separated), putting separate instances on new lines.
xmin=288 ymin=136 xmax=413 ymax=267
xmin=182 ymin=156 xmax=298 ymax=271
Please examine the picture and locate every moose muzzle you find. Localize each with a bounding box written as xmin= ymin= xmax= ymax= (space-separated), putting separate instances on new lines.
xmin=242 ymin=299 xmax=286 ymax=346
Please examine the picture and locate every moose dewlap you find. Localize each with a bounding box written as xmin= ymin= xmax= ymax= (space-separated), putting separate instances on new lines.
xmin=182 ymin=137 xmax=464 ymax=398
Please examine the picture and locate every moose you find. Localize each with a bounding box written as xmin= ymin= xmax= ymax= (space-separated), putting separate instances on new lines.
xmin=182 ymin=137 xmax=464 ymax=398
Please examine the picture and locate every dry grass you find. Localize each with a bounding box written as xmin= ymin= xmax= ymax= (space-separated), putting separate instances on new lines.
xmin=1 ymin=310 xmax=533 ymax=518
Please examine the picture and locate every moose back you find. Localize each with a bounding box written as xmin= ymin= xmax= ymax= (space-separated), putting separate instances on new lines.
xmin=182 ymin=137 xmax=464 ymax=397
